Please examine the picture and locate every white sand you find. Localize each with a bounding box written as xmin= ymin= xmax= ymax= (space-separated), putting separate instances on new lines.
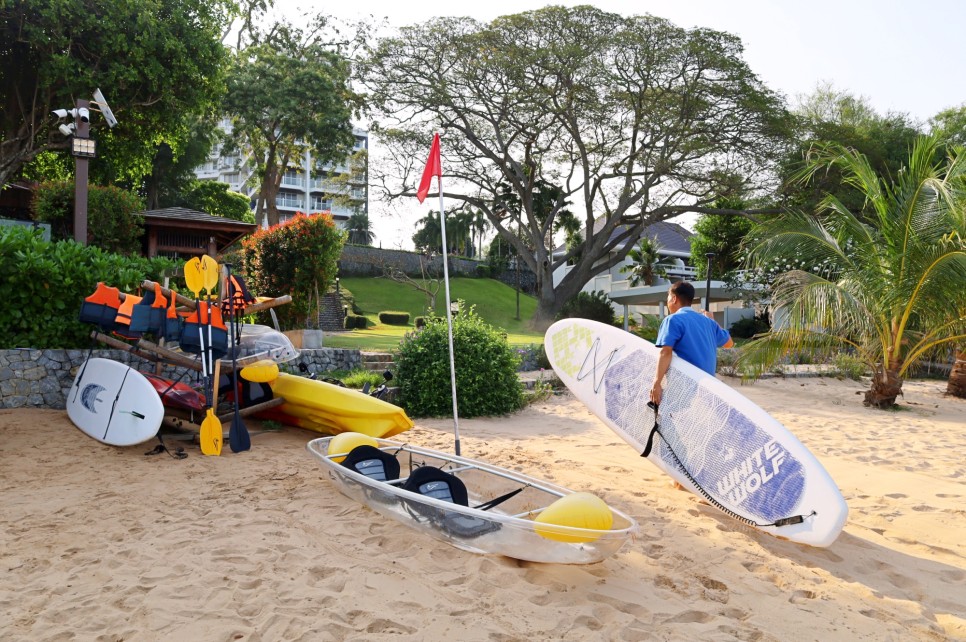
xmin=1 ymin=376 xmax=964 ymax=641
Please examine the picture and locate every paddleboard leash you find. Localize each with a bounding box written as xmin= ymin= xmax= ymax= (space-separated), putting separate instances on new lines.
xmin=643 ymin=402 xmax=815 ymax=530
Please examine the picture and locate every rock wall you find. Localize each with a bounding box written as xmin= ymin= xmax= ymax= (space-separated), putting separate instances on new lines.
xmin=0 ymin=348 xmax=363 ymax=410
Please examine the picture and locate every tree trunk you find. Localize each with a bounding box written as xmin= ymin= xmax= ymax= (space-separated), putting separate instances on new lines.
xmin=863 ymin=365 xmax=903 ymax=408
xmin=947 ymin=350 xmax=966 ymax=399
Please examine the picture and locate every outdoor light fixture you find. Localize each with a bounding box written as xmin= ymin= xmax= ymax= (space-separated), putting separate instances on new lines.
xmin=335 ymin=277 xmax=340 ymax=292
xmin=52 ymin=88 xmax=118 ymax=245
xmin=71 ymin=137 xmax=96 ymax=158
xmin=343 ymin=305 xmax=348 ymax=317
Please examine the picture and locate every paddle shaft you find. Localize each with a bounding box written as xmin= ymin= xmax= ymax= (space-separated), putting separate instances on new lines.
xmin=225 ymin=263 xmax=251 ymax=453
xmin=704 ymin=252 xmax=714 ymax=313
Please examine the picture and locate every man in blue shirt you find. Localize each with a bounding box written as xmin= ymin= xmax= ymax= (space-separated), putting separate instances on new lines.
xmin=649 ymin=281 xmax=733 ymax=406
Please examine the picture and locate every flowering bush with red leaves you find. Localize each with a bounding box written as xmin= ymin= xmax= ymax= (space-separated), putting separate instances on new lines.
xmin=242 ymin=212 xmax=346 ymax=328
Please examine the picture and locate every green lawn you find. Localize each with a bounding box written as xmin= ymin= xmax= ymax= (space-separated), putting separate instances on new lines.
xmin=322 ymin=276 xmax=544 ymax=351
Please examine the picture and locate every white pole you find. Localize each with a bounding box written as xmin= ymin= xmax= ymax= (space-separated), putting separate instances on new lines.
xmin=436 ymin=170 xmax=461 ymax=456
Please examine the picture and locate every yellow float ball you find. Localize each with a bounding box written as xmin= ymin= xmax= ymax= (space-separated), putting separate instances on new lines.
xmin=534 ymin=492 xmax=614 ymax=543
xmin=328 ymin=432 xmax=379 ymax=463
xmin=239 ymin=359 xmax=280 ymax=383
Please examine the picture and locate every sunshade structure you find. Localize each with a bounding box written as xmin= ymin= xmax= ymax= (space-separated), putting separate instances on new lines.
xmin=139 ymin=207 xmax=256 ymax=259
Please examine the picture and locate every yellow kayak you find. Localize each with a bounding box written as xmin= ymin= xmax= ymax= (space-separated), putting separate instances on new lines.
xmin=262 ymin=373 xmax=413 ymax=438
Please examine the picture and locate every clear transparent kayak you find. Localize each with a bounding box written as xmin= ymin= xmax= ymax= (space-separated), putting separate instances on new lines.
xmin=306 ymin=437 xmax=638 ymax=564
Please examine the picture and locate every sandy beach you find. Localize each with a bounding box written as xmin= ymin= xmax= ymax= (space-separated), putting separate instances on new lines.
xmin=1 ymin=375 xmax=964 ymax=641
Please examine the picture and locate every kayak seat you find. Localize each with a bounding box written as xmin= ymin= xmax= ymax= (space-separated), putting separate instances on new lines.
xmin=340 ymin=445 xmax=400 ymax=482
xmin=401 ymin=466 xmax=500 ymax=540
xmin=401 ymin=466 xmax=468 ymax=506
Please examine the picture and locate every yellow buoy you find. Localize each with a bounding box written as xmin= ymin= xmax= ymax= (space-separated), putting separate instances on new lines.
xmin=239 ymin=359 xmax=280 ymax=383
xmin=534 ymin=492 xmax=614 ymax=543
xmin=328 ymin=432 xmax=379 ymax=463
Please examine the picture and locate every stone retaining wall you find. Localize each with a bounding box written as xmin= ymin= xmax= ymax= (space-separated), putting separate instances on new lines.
xmin=0 ymin=348 xmax=364 ymax=410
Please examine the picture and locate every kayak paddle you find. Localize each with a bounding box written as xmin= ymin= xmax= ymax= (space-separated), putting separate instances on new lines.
xmin=225 ymin=263 xmax=251 ymax=453
xmin=199 ymin=255 xmax=222 ymax=456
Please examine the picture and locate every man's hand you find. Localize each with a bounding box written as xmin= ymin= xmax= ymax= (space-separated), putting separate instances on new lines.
xmin=650 ymin=382 xmax=663 ymax=406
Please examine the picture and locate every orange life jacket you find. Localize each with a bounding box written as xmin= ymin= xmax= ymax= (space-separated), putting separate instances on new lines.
xmin=179 ymin=301 xmax=229 ymax=360
xmin=79 ymin=283 xmax=123 ymax=332
xmin=113 ymin=293 xmax=143 ymax=339
xmin=129 ymin=282 xmax=169 ymax=337
xmin=222 ymin=273 xmax=256 ymax=313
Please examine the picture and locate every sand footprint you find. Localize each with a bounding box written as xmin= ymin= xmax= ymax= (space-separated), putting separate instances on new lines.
xmin=697 ymin=575 xmax=729 ymax=604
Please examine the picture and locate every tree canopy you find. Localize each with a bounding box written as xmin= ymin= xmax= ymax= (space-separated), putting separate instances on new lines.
xmin=224 ymin=16 xmax=361 ymax=227
xmin=362 ymin=6 xmax=791 ymax=323
xmin=0 ymin=0 xmax=230 ymax=187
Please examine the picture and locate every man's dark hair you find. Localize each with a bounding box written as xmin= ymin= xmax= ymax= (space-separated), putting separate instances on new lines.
xmin=670 ymin=281 xmax=695 ymax=305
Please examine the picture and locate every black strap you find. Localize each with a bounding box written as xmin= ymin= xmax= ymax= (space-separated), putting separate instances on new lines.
xmin=474 ymin=485 xmax=528 ymax=511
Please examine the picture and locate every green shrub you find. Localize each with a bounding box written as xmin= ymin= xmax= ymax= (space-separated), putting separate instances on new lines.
xmin=32 ymin=181 xmax=145 ymax=255
xmin=555 ymin=290 xmax=615 ymax=325
xmin=475 ymin=264 xmax=491 ymax=278
xmin=344 ymin=314 xmax=367 ymax=329
xmin=831 ymin=353 xmax=868 ymax=380
xmin=729 ymin=315 xmax=770 ymax=339
xmin=414 ymin=316 xmax=427 ymax=328
xmin=396 ymin=304 xmax=524 ymax=417
xmin=242 ymin=212 xmax=345 ymax=329
xmin=325 ymin=368 xmax=386 ymax=389
xmin=0 ymin=226 xmax=179 ymax=348
xmin=378 ymin=310 xmax=410 ymax=325
xmin=632 ymin=313 xmax=661 ymax=343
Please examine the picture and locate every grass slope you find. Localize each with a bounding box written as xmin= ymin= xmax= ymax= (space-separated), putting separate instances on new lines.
xmin=324 ymin=276 xmax=543 ymax=351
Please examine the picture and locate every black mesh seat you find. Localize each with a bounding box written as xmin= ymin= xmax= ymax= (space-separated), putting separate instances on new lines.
xmin=401 ymin=466 xmax=500 ymax=539
xmin=340 ymin=445 xmax=401 ymax=482
xmin=401 ymin=466 xmax=468 ymax=505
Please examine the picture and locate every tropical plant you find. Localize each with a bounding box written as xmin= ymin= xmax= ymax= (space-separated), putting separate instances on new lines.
xmin=345 ymin=211 xmax=375 ymax=245
xmin=620 ymin=236 xmax=664 ymax=286
xmin=739 ymin=135 xmax=966 ymax=408
xmin=242 ymin=212 xmax=346 ymax=329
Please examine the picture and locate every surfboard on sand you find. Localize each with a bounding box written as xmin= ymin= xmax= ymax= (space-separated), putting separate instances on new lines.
xmin=66 ymin=358 xmax=164 ymax=447
xmin=545 ymin=318 xmax=848 ymax=548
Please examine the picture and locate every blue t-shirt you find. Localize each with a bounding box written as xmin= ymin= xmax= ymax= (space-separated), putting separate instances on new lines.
xmin=655 ymin=308 xmax=731 ymax=375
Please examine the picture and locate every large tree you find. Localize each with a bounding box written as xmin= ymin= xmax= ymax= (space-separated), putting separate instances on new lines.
xmin=224 ymin=16 xmax=360 ymax=228
xmin=0 ymin=0 xmax=229 ymax=187
xmin=362 ymin=6 xmax=790 ymax=324
xmin=778 ymin=83 xmax=921 ymax=215
xmin=740 ymin=136 xmax=966 ymax=408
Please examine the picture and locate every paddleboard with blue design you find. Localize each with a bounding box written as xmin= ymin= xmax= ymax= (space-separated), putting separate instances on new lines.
xmin=66 ymin=358 xmax=164 ymax=446
xmin=545 ymin=318 xmax=847 ymax=547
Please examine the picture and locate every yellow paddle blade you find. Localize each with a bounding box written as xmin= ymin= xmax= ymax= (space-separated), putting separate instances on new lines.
xmin=201 ymin=255 xmax=219 ymax=295
xmin=200 ymin=409 xmax=222 ymax=456
xmin=183 ymin=257 xmax=204 ymax=297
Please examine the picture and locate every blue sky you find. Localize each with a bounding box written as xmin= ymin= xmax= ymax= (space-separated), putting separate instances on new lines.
xmin=280 ymin=0 xmax=966 ymax=248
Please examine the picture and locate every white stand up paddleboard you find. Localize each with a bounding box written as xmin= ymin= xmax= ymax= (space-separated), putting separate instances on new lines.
xmin=545 ymin=319 xmax=847 ymax=547
xmin=66 ymin=358 xmax=164 ymax=447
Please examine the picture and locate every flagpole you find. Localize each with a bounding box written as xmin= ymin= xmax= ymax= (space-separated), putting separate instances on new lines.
xmin=435 ymin=154 xmax=461 ymax=456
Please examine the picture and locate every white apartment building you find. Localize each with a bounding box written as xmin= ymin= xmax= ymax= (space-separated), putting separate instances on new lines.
xmin=194 ymin=119 xmax=368 ymax=228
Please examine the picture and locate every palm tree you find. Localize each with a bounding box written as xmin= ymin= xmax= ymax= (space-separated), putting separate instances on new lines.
xmin=739 ymin=136 xmax=966 ymax=408
xmin=620 ymin=236 xmax=664 ymax=286
xmin=345 ymin=211 xmax=374 ymax=246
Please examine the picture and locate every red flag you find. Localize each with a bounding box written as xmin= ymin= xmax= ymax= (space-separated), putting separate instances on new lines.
xmin=416 ymin=133 xmax=441 ymax=203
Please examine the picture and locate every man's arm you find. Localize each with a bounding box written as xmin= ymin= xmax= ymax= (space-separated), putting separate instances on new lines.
xmin=649 ymin=345 xmax=674 ymax=406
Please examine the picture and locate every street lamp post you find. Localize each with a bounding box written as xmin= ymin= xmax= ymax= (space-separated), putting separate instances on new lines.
xmin=53 ymin=89 xmax=117 ymax=246
xmin=71 ymin=99 xmax=91 ymax=245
